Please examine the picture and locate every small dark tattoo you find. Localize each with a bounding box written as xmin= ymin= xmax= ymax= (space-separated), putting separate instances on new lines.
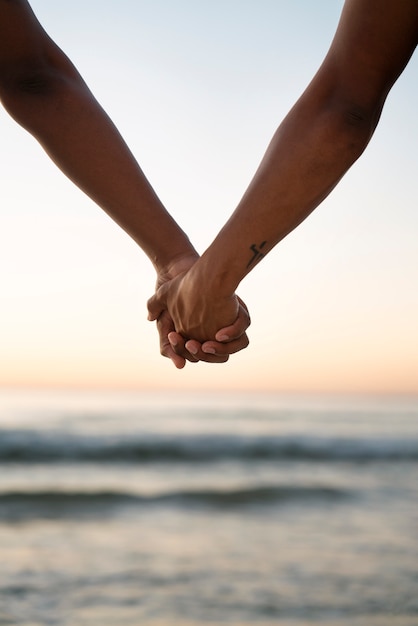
xmin=247 ymin=241 xmax=267 ymax=268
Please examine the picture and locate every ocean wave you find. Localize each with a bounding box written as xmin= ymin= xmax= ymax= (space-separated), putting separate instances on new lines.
xmin=0 ymin=430 xmax=417 ymax=464
xmin=0 ymin=484 xmax=349 ymax=520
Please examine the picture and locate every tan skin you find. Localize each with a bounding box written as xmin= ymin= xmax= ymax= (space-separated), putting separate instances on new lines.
xmin=0 ymin=0 xmax=250 ymax=368
xmin=149 ymin=0 xmax=418 ymax=350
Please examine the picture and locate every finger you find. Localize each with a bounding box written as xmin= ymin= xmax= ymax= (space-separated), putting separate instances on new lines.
xmin=147 ymin=285 xmax=167 ymax=322
xmin=162 ymin=341 xmax=187 ymax=369
xmin=214 ymin=300 xmax=251 ymax=342
xmin=183 ymin=338 xmax=230 ymax=363
xmin=170 ymin=334 xmax=229 ymax=364
xmin=168 ymin=332 xmax=200 ymax=364
xmin=200 ymin=332 xmax=250 ymax=356
xmin=156 ymin=312 xmax=186 ymax=369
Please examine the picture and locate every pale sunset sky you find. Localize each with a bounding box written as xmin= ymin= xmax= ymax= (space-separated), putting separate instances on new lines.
xmin=0 ymin=0 xmax=417 ymax=394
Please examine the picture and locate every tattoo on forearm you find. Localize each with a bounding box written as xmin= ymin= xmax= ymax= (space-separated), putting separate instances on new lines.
xmin=247 ymin=241 xmax=267 ymax=268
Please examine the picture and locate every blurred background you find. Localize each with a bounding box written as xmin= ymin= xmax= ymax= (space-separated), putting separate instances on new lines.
xmin=1 ymin=389 xmax=417 ymax=625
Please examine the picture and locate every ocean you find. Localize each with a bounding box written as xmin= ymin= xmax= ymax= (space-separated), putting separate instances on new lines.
xmin=0 ymin=389 xmax=417 ymax=626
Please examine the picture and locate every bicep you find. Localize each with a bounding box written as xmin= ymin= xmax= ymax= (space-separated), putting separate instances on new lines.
xmin=322 ymin=0 xmax=418 ymax=107
xmin=0 ymin=0 xmax=51 ymax=67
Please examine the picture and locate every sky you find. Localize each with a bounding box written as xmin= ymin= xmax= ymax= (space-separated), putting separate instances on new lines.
xmin=0 ymin=0 xmax=417 ymax=394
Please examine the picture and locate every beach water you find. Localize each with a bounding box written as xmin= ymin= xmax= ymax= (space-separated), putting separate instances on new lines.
xmin=0 ymin=389 xmax=417 ymax=626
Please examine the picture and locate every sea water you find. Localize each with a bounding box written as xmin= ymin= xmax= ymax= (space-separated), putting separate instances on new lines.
xmin=0 ymin=389 xmax=417 ymax=626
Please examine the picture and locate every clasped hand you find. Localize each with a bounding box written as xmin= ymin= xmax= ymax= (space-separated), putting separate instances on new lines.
xmin=147 ymin=254 xmax=250 ymax=368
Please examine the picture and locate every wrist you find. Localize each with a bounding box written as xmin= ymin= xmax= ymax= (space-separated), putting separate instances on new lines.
xmin=191 ymin=247 xmax=241 ymax=299
xmin=199 ymin=224 xmax=252 ymax=296
xmin=172 ymin=253 xmax=240 ymax=342
xmin=156 ymin=249 xmax=199 ymax=286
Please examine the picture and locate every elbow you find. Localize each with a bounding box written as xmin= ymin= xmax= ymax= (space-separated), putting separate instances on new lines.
xmin=316 ymin=95 xmax=385 ymax=165
xmin=11 ymin=68 xmax=58 ymax=96
xmin=0 ymin=66 xmax=57 ymax=129
xmin=1 ymin=61 xmax=66 ymax=101
xmin=0 ymin=48 xmax=79 ymax=121
xmin=316 ymin=52 xmax=389 ymax=149
xmin=342 ymin=101 xmax=383 ymax=138
xmin=328 ymin=81 xmax=387 ymax=153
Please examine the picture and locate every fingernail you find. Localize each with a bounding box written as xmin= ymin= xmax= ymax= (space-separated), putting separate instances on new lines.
xmin=168 ymin=334 xmax=178 ymax=347
xmin=187 ymin=344 xmax=198 ymax=355
xmin=217 ymin=334 xmax=229 ymax=342
xmin=203 ymin=347 xmax=216 ymax=354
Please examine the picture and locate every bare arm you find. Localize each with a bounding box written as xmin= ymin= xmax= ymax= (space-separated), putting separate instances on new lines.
xmin=0 ymin=0 xmax=250 ymax=366
xmin=148 ymin=0 xmax=418 ymax=343
xmin=0 ymin=0 xmax=195 ymax=273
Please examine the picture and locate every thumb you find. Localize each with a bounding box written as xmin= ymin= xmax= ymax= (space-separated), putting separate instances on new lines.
xmin=147 ymin=283 xmax=168 ymax=322
xmin=215 ymin=297 xmax=250 ymax=342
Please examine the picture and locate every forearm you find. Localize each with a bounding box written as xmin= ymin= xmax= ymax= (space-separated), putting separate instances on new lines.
xmin=194 ymin=91 xmax=377 ymax=296
xmin=191 ymin=0 xmax=418 ymax=296
xmin=0 ymin=45 xmax=196 ymax=274
xmin=149 ymin=76 xmax=380 ymax=342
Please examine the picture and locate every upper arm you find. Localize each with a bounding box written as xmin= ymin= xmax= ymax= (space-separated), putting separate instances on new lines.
xmin=319 ymin=0 xmax=418 ymax=110
xmin=0 ymin=0 xmax=49 ymax=58
xmin=0 ymin=0 xmax=60 ymax=85
xmin=0 ymin=0 xmax=76 ymax=96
